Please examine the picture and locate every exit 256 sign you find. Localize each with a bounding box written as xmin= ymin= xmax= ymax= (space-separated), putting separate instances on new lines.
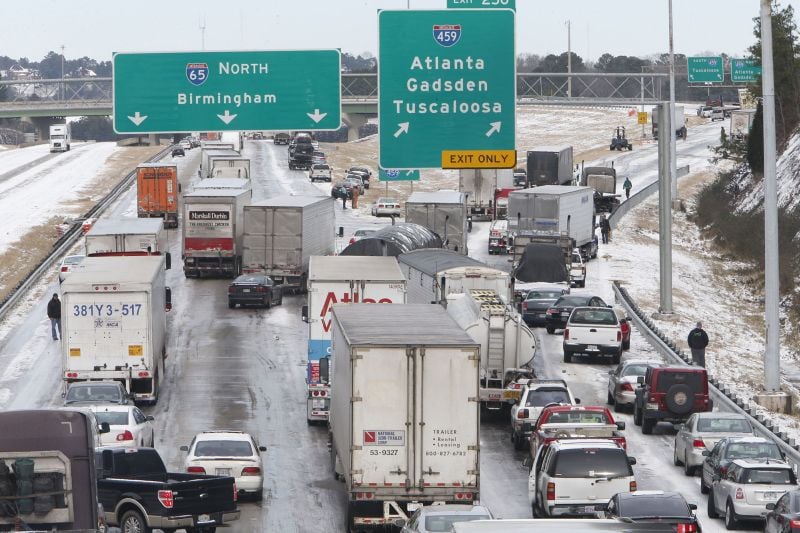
xmin=113 ymin=50 xmax=341 ymax=133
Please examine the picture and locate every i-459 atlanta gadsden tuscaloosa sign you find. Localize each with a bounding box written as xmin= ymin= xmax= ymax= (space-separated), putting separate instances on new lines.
xmin=379 ymin=9 xmax=516 ymax=170
xmin=113 ymin=50 xmax=341 ymax=133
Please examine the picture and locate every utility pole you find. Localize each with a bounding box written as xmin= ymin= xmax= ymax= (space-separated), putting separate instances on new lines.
xmin=668 ymin=0 xmax=678 ymax=203
xmin=60 ymin=45 xmax=65 ymax=101
xmin=566 ymin=20 xmax=572 ymax=98
xmin=657 ymin=104 xmax=673 ymax=314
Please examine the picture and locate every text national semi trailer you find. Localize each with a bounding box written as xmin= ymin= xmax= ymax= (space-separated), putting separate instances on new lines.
xmin=302 ymin=256 xmax=407 ymax=424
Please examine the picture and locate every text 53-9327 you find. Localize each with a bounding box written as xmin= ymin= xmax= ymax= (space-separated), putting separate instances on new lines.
xmin=72 ymin=303 xmax=143 ymax=317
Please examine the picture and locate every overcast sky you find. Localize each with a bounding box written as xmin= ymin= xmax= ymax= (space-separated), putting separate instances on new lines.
xmin=4 ymin=1 xmax=797 ymax=62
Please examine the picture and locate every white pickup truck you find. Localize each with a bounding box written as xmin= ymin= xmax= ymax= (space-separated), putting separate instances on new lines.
xmin=510 ymin=379 xmax=580 ymax=451
xmin=308 ymin=163 xmax=332 ymax=182
xmin=563 ymin=306 xmax=622 ymax=364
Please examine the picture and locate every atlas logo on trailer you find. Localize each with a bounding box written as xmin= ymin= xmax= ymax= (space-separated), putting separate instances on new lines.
xmin=186 ymin=63 xmax=209 ymax=86
xmin=319 ymin=291 xmax=393 ymax=332
xmin=433 ymin=24 xmax=461 ymax=47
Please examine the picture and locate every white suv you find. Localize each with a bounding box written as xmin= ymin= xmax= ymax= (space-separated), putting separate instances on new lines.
xmin=708 ymin=458 xmax=796 ymax=529
xmin=528 ymin=439 xmax=637 ymax=518
xmin=510 ymin=379 xmax=579 ymax=450
xmin=309 ymin=163 xmax=332 ymax=182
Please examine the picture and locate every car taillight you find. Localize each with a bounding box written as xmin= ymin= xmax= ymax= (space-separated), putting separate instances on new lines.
xmin=157 ymin=489 xmax=174 ymax=508
xmin=517 ymin=409 xmax=529 ymax=419
xmin=616 ymin=330 xmax=622 ymax=341
xmin=454 ymin=492 xmax=473 ymax=500
xmin=692 ymin=439 xmax=705 ymax=448
xmin=564 ymin=328 xmax=569 ymax=340
xmin=378 ymin=204 xmax=385 ymax=208
xmin=61 ymin=266 xmax=69 ymax=272
xmin=228 ymin=286 xmax=235 ymax=293
xmin=629 ymin=480 xmax=637 ymax=492
xmin=522 ymin=302 xmax=528 ymax=310
xmin=676 ymin=524 xmax=697 ymax=533
xmin=735 ymin=487 xmax=744 ymax=500
xmin=512 ymin=383 xmax=521 ymax=390
xmin=790 ymin=519 xmax=800 ymax=528
xmin=241 ymin=467 xmax=261 ymax=476
xmin=546 ymin=308 xmax=556 ymax=315
xmin=546 ymin=482 xmax=555 ymax=501
xmin=621 ymin=383 xmax=634 ymax=392
xmin=349 ymin=238 xmax=355 ymax=244
xmin=255 ymin=286 xmax=266 ymax=292
xmin=718 ymin=466 xmax=728 ymax=476
xmin=187 ymin=466 xmax=206 ymax=474
xmin=116 ymin=430 xmax=134 ymax=442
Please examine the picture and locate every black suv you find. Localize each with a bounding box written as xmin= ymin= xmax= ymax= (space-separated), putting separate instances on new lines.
xmin=634 ymin=366 xmax=712 ymax=435
xmin=544 ymin=294 xmax=607 ymax=333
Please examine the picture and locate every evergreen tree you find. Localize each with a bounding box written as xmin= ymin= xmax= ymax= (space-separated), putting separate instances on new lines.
xmin=747 ymin=102 xmax=765 ymax=175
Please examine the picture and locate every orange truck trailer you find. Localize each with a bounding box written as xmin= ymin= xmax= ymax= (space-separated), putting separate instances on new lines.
xmin=137 ymin=163 xmax=179 ymax=228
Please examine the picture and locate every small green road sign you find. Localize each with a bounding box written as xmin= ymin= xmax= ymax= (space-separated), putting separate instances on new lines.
xmin=687 ymin=56 xmax=724 ymax=83
xmin=379 ymin=168 xmax=420 ymax=181
xmin=731 ymin=58 xmax=762 ymax=83
xmin=113 ymin=50 xmax=341 ymax=133
xmin=379 ymin=9 xmax=515 ymax=170
xmin=447 ymin=0 xmax=515 ymax=9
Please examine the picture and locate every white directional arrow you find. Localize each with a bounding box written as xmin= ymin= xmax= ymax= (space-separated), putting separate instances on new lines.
xmin=405 ymin=170 xmax=416 ymax=176
xmin=485 ymin=121 xmax=502 ymax=137
xmin=306 ymin=109 xmax=328 ymax=123
xmin=394 ymin=122 xmax=410 ymax=138
xmin=217 ymin=110 xmax=238 ymax=125
xmin=127 ymin=112 xmax=148 ymax=126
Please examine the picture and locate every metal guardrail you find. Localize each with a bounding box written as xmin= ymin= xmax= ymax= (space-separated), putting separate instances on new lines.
xmin=613 ymin=283 xmax=800 ymax=470
xmin=0 ymin=145 xmax=173 ymax=322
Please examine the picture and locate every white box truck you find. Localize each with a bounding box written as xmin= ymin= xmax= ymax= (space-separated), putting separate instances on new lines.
xmin=459 ymin=169 xmax=514 ymax=221
xmin=397 ymin=249 xmax=512 ymax=305
xmin=201 ymin=148 xmax=239 ymax=177
xmin=301 ymin=256 xmax=407 ymax=424
xmin=330 ymin=304 xmax=480 ymax=529
xmin=49 ymin=123 xmax=71 ymax=153
xmin=651 ymin=104 xmax=687 ymax=140
xmin=242 ymin=195 xmax=335 ymax=290
xmin=61 ymin=256 xmax=169 ymax=404
xmin=182 ymin=188 xmax=250 ymax=278
xmin=193 ymin=177 xmax=252 ymax=193
xmin=208 ymin=156 xmax=250 ymax=180
xmin=507 ymin=185 xmax=596 ymax=258
xmin=85 ymin=218 xmax=167 ymax=257
xmin=405 ymin=191 xmax=469 ymax=255
xmin=446 ymin=289 xmax=536 ymax=409
xmin=730 ymin=109 xmax=756 ymax=141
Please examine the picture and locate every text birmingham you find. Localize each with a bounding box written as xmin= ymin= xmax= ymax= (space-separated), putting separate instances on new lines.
xmin=177 ymin=92 xmax=277 ymax=107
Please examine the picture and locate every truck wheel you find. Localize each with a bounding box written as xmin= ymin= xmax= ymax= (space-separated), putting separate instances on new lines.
xmin=563 ymin=350 xmax=572 ymax=363
xmin=228 ymin=301 xmax=235 ymax=309
xmin=120 ymin=509 xmax=150 ymax=533
xmin=724 ymin=501 xmax=739 ymax=530
xmin=707 ymin=493 xmax=719 ymax=518
xmin=622 ymin=340 xmax=630 ymax=350
xmin=546 ymin=326 xmax=555 ymax=334
xmin=611 ymin=351 xmax=621 ymax=365
xmin=513 ymin=432 xmax=526 ymax=451
xmin=633 ymin=405 xmax=642 ymax=426
xmin=641 ymin=417 xmax=655 ymax=435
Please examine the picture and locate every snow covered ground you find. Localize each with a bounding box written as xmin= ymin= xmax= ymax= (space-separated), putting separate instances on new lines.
xmin=0 ymin=143 xmax=53 ymax=174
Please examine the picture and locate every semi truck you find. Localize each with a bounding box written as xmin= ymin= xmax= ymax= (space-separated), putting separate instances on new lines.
xmin=182 ymin=188 xmax=250 ymax=278
xmin=397 ymin=248 xmax=512 ymax=305
xmin=301 ymin=256 xmax=407 ymax=424
xmin=201 ymin=148 xmax=239 ymax=176
xmin=0 ymin=409 xmax=104 ymax=531
xmin=580 ymin=165 xmax=620 ymax=213
xmin=85 ymin=218 xmax=168 ymax=257
xmin=458 ymin=169 xmax=514 ymax=221
xmin=329 ymin=304 xmax=480 ymax=529
xmin=61 ymin=256 xmax=169 ymax=404
xmin=446 ymin=289 xmax=536 ymax=410
xmin=651 ymin=104 xmax=687 ymax=140
xmin=207 ymin=156 xmax=250 ymax=180
xmin=136 ymin=163 xmax=179 ymax=228
xmin=242 ymin=195 xmax=335 ymax=290
xmin=49 ymin=123 xmax=71 ymax=153
xmin=405 ymin=191 xmax=469 ymax=254
xmin=193 ymin=177 xmax=251 ymax=193
xmin=507 ymin=185 xmax=596 ymax=259
xmin=526 ymin=146 xmax=574 ymax=186
xmin=730 ymin=109 xmax=757 ymax=141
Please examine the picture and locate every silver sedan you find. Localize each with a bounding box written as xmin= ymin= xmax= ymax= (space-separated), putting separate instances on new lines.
xmin=607 ymin=360 xmax=663 ymax=412
xmin=673 ymin=412 xmax=754 ymax=476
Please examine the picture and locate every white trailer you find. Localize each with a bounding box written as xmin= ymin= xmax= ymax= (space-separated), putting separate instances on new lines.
xmin=193 ymin=177 xmax=252 ymax=192
xmin=507 ymin=185 xmax=596 ymax=257
xmin=182 ymin=188 xmax=250 ymax=278
xmin=459 ymin=169 xmax=514 ymax=221
xmin=49 ymin=123 xmax=71 ymax=153
xmin=405 ymin=191 xmax=469 ymax=254
xmin=84 ymin=218 xmax=167 ymax=257
xmin=201 ymin=148 xmax=239 ymax=176
xmin=330 ymin=304 xmax=480 ymax=529
xmin=651 ymin=104 xmax=687 ymax=140
xmin=208 ymin=156 xmax=250 ymax=179
xmin=730 ymin=109 xmax=756 ymax=141
xmin=302 ymin=256 xmax=407 ymax=423
xmin=61 ymin=256 xmax=169 ymax=404
xmin=242 ymin=195 xmax=335 ymax=290
xmin=397 ymin=248 xmax=512 ymax=305
xmin=446 ymin=290 xmax=536 ymax=409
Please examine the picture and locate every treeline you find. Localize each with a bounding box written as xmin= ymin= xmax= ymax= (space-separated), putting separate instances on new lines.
xmin=0 ymin=53 xmax=111 ymax=79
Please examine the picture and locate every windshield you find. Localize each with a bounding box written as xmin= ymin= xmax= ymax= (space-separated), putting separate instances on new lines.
xmin=743 ymin=468 xmax=794 ymax=484
xmin=622 ymin=364 xmax=653 ymax=377
xmin=554 ymin=296 xmax=591 ymax=307
xmin=696 ymin=417 xmax=751 ymax=433
xmin=66 ymin=384 xmax=122 ymax=403
xmin=725 ymin=442 xmax=782 ymax=460
xmin=547 ymin=410 xmax=610 ymax=424
xmin=354 ymin=229 xmax=375 ymax=237
xmin=194 ymin=440 xmax=254 ymax=457
xmin=655 ymin=372 xmax=704 ymax=393
xmin=617 ymin=496 xmax=688 ymax=519
xmin=570 ymin=308 xmax=617 ymax=325
xmin=93 ymin=411 xmax=128 ymax=426
xmin=553 ymin=448 xmax=631 ymax=478
xmin=424 ymin=515 xmax=490 ymax=532
xmin=526 ymin=388 xmax=570 ymax=407
xmin=526 ymin=290 xmax=562 ymax=300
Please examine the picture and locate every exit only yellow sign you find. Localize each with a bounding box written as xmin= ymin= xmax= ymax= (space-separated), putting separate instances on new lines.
xmin=442 ymin=150 xmax=516 ymax=169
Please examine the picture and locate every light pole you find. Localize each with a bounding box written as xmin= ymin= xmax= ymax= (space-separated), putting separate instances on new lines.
xmin=566 ymin=20 xmax=572 ymax=98
xmin=60 ymin=45 xmax=65 ymax=101
xmin=668 ymin=0 xmax=678 ymax=203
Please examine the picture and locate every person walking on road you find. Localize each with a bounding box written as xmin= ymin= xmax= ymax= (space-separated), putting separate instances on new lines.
xmin=351 ymin=186 xmax=360 ymax=209
xmin=47 ymin=293 xmax=62 ymax=341
xmin=687 ymin=321 xmax=709 ymax=367
xmin=600 ymin=214 xmax=611 ymax=244
xmin=623 ymin=177 xmax=632 ymax=200
xmin=341 ymin=191 xmax=347 ymax=210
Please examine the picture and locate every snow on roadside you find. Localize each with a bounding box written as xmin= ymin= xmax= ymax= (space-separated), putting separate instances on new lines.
xmin=0 ymin=143 xmax=52 ymax=175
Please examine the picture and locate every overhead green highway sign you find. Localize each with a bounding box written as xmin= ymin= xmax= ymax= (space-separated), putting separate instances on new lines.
xmin=379 ymin=9 xmax=516 ymax=169
xmin=113 ymin=50 xmax=341 ymax=133
xmin=447 ymin=0 xmax=516 ymax=9
xmin=687 ymin=56 xmax=724 ymax=83
xmin=379 ymin=168 xmax=421 ymax=181
xmin=730 ymin=58 xmax=762 ymax=83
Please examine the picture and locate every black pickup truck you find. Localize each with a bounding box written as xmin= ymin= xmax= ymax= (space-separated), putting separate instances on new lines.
xmin=96 ymin=447 xmax=239 ymax=533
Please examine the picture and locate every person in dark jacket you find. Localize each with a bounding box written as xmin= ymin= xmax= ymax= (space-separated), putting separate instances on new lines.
xmin=47 ymin=293 xmax=62 ymax=341
xmin=687 ymin=321 xmax=709 ymax=367
xmin=600 ymin=215 xmax=611 ymax=244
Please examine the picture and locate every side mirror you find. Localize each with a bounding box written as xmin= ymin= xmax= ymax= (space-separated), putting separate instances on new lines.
xmin=301 ymin=305 xmax=309 ymax=322
xmin=393 ymin=518 xmax=407 ymax=528
xmin=574 ymin=398 xmax=581 ymax=404
xmin=165 ymin=287 xmax=172 ymax=312
xmin=98 ymin=422 xmax=110 ymax=434
xmin=179 ymin=445 xmax=189 ymax=452
xmin=338 ymin=226 xmax=344 ymax=238
xmin=615 ymin=421 xmax=625 ymax=430
xmin=608 ymin=370 xmax=614 ymax=375
xmin=165 ymin=252 xmax=172 ymax=270
xmin=766 ymin=503 xmax=776 ymax=511
xmin=637 ymin=376 xmax=644 ymax=384
xmin=178 ymin=183 xmax=182 ymax=193
xmin=701 ymin=450 xmax=710 ymax=456
xmin=628 ymin=457 xmax=637 ymax=465
xmin=689 ymin=503 xmax=698 ymax=511
xmin=673 ymin=423 xmax=685 ymax=431
xmin=145 ymin=415 xmax=155 ymax=422
xmin=259 ymin=446 xmax=267 ymax=452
